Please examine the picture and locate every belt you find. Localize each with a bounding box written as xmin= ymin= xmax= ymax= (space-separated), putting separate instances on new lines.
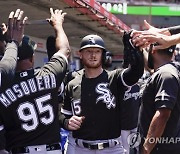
xmin=75 ymin=139 xmax=118 ymax=150
xmin=11 ymin=143 xmax=61 ymax=153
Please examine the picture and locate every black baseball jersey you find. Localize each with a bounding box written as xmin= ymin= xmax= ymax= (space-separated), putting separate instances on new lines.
xmin=61 ymin=69 xmax=128 ymax=140
xmin=0 ymin=42 xmax=18 ymax=150
xmin=121 ymin=84 xmax=140 ymax=130
xmin=0 ymin=52 xmax=67 ymax=150
xmin=139 ymin=62 xmax=180 ymax=149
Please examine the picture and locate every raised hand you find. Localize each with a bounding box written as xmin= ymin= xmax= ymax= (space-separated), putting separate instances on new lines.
xmin=46 ymin=8 xmax=70 ymax=58
xmin=6 ymin=9 xmax=28 ymax=45
xmin=47 ymin=8 xmax=67 ymax=29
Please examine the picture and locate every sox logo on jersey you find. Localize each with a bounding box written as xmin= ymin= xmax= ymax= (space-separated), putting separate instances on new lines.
xmin=96 ymin=83 xmax=116 ymax=109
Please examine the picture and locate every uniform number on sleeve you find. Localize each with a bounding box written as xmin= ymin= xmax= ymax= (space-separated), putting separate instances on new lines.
xmin=72 ymin=99 xmax=81 ymax=115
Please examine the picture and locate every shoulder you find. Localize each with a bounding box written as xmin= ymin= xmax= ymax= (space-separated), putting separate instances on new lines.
xmin=67 ymin=69 xmax=84 ymax=86
xmin=52 ymin=52 xmax=68 ymax=64
xmin=106 ymin=68 xmax=123 ymax=77
xmin=65 ymin=69 xmax=84 ymax=84
xmin=158 ymin=63 xmax=178 ymax=75
xmin=154 ymin=63 xmax=179 ymax=82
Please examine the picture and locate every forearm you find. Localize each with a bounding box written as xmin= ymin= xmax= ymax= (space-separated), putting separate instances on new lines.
xmin=158 ymin=27 xmax=171 ymax=36
xmin=59 ymin=113 xmax=70 ymax=130
xmin=123 ymin=51 xmax=144 ymax=86
xmin=0 ymin=41 xmax=18 ymax=72
xmin=54 ymin=24 xmax=70 ymax=58
xmin=169 ymin=33 xmax=180 ymax=45
xmin=143 ymin=109 xmax=171 ymax=153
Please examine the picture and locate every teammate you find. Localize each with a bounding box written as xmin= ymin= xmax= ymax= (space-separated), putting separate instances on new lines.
xmin=0 ymin=8 xmax=70 ymax=154
xmin=121 ymin=83 xmax=141 ymax=154
xmin=46 ymin=35 xmax=69 ymax=154
xmin=61 ymin=32 xmax=144 ymax=154
xmin=0 ymin=9 xmax=28 ymax=154
xmin=139 ymin=43 xmax=180 ymax=154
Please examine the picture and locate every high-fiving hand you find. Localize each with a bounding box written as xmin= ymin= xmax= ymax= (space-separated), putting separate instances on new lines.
xmin=6 ymin=9 xmax=28 ymax=45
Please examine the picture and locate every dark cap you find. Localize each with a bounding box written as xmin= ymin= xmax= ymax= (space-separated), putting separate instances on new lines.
xmin=153 ymin=42 xmax=176 ymax=53
xmin=18 ymin=36 xmax=36 ymax=61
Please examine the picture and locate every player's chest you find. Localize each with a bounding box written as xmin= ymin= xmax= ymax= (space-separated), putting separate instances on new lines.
xmin=70 ymin=81 xmax=117 ymax=111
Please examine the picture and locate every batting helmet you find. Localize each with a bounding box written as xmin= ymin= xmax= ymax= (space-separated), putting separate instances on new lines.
xmin=80 ymin=34 xmax=106 ymax=51
xmin=80 ymin=34 xmax=113 ymax=68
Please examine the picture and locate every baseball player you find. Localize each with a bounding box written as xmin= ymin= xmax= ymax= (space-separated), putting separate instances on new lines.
xmin=61 ymin=32 xmax=144 ymax=154
xmin=0 ymin=8 xmax=70 ymax=154
xmin=0 ymin=9 xmax=28 ymax=154
xmin=121 ymin=83 xmax=141 ymax=154
xmin=138 ymin=44 xmax=180 ymax=154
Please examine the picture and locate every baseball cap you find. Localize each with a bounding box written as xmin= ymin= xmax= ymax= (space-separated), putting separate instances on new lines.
xmin=18 ymin=36 xmax=37 ymax=61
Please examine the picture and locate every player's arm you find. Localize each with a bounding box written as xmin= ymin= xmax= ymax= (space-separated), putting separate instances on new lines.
xmin=142 ymin=109 xmax=171 ymax=154
xmin=131 ymin=21 xmax=180 ymax=49
xmin=142 ymin=72 xmax=178 ymax=154
xmin=60 ymin=83 xmax=84 ymax=131
xmin=132 ymin=31 xmax=180 ymax=50
xmin=40 ymin=8 xmax=70 ymax=85
xmin=47 ymin=8 xmax=71 ymax=59
xmin=121 ymin=31 xmax=144 ymax=86
xmin=152 ymin=33 xmax=180 ymax=50
xmin=0 ymin=9 xmax=27 ymax=87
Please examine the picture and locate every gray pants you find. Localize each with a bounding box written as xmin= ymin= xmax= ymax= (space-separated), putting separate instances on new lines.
xmin=9 ymin=144 xmax=62 ymax=154
xmin=121 ymin=128 xmax=138 ymax=154
xmin=65 ymin=134 xmax=126 ymax=154
xmin=10 ymin=150 xmax=61 ymax=154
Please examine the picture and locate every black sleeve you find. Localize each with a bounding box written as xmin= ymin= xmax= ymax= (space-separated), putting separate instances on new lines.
xmin=154 ymin=71 xmax=179 ymax=110
xmin=168 ymin=25 xmax=180 ymax=35
xmin=59 ymin=83 xmax=73 ymax=130
xmin=0 ymin=130 xmax=6 ymax=150
xmin=38 ymin=52 xmax=68 ymax=88
xmin=59 ymin=113 xmax=70 ymax=130
xmin=0 ymin=41 xmax=18 ymax=87
xmin=122 ymin=31 xmax=144 ymax=86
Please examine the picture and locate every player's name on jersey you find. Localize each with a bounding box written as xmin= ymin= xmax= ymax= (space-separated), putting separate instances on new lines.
xmin=0 ymin=74 xmax=56 ymax=107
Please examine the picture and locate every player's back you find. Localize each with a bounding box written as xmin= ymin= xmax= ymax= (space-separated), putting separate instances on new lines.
xmin=0 ymin=68 xmax=60 ymax=150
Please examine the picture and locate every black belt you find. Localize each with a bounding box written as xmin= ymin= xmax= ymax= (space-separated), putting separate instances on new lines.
xmin=11 ymin=143 xmax=61 ymax=154
xmin=75 ymin=139 xmax=116 ymax=150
